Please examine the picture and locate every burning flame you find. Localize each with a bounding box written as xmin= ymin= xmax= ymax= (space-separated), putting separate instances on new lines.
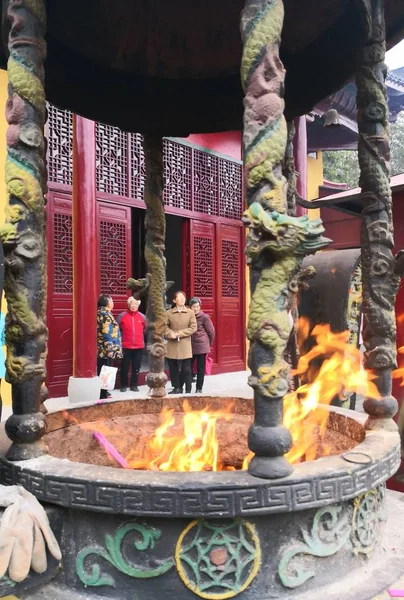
xmin=284 ymin=319 xmax=378 ymax=464
xmin=392 ymin=345 xmax=404 ymax=386
xmin=126 ymin=400 xmax=234 ymax=472
xmin=75 ymin=319 xmax=378 ymax=473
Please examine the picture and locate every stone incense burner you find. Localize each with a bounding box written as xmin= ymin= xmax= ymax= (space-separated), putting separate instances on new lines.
xmin=0 ymin=396 xmax=399 ymax=600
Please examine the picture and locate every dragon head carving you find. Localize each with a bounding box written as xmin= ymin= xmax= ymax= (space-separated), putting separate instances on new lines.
xmin=242 ymin=202 xmax=331 ymax=263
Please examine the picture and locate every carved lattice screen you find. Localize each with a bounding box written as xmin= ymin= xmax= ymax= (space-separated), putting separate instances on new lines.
xmin=47 ymin=105 xmax=73 ymax=186
xmin=53 ymin=213 xmax=73 ymax=294
xmin=46 ymin=105 xmax=243 ymax=221
xmin=96 ymin=123 xmax=129 ymax=197
xmin=221 ymin=239 xmax=239 ymax=298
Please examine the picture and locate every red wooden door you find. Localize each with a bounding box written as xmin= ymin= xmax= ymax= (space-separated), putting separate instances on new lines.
xmin=187 ymin=219 xmax=218 ymax=366
xmin=46 ymin=196 xmax=132 ymax=398
xmin=46 ymin=192 xmax=73 ymax=398
xmin=185 ymin=219 xmax=245 ymax=373
xmin=98 ymin=202 xmax=132 ymax=316
xmin=216 ymin=224 xmax=245 ymax=371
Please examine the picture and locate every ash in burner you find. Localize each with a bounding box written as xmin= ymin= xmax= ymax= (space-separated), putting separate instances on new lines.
xmin=44 ymin=410 xmax=358 ymax=472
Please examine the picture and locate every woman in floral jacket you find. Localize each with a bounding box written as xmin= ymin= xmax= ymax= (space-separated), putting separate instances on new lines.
xmin=97 ymin=294 xmax=122 ymax=399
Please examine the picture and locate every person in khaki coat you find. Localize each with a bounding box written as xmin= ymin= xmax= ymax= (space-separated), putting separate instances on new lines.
xmin=165 ymin=291 xmax=197 ymax=394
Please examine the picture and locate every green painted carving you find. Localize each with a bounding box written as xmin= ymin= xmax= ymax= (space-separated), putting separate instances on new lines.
xmin=0 ymin=574 xmax=16 ymax=588
xmin=76 ymin=522 xmax=174 ymax=587
xmin=240 ymin=0 xmax=331 ymax=478
xmin=351 ymin=486 xmax=386 ymax=555
xmin=278 ymin=506 xmax=351 ymax=589
xmin=175 ymin=519 xmax=261 ymax=599
xmin=243 ymin=204 xmax=331 ymax=399
xmin=2 ymin=0 xmax=48 ymax=459
xmin=356 ymin=0 xmax=403 ymax=428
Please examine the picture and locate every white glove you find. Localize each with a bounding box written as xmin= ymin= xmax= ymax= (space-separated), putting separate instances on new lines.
xmin=0 ymin=485 xmax=62 ymax=582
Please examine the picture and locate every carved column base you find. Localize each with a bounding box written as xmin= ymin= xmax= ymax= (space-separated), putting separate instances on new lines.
xmin=146 ymin=371 xmax=168 ymax=398
xmin=248 ymin=454 xmax=293 ymax=479
xmin=248 ymin=398 xmax=293 ymax=479
xmin=5 ymin=412 xmax=47 ymax=461
xmin=363 ymin=396 xmax=398 ymax=432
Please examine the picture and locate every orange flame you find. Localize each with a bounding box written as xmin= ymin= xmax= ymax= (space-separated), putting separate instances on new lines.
xmin=126 ymin=400 xmax=234 ymax=472
xmin=78 ymin=319 xmax=378 ymax=472
xmin=284 ymin=319 xmax=378 ymax=464
xmin=392 ymin=345 xmax=404 ymax=385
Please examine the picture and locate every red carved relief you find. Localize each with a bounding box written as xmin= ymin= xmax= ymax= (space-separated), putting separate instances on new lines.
xmin=130 ymin=133 xmax=146 ymax=201
xmin=163 ymin=139 xmax=192 ymax=210
xmin=219 ymin=158 xmax=243 ymax=219
xmin=99 ymin=220 xmax=129 ymax=295
xmin=96 ymin=123 xmax=129 ymax=197
xmin=47 ymin=104 xmax=73 ymax=186
xmin=53 ymin=213 xmax=73 ymax=294
xmin=193 ymin=236 xmax=213 ymax=298
xmin=221 ymin=239 xmax=239 ymax=297
xmin=193 ymin=149 xmax=218 ymax=215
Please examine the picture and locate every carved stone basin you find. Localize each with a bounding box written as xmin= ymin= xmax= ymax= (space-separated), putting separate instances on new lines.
xmin=0 ymin=397 xmax=400 ymax=599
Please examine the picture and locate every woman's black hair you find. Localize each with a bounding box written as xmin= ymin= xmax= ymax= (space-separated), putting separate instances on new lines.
xmin=98 ymin=294 xmax=111 ymax=308
xmin=189 ymin=297 xmax=201 ymax=307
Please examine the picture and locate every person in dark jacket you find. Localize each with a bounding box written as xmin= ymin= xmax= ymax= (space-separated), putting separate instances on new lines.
xmin=189 ymin=297 xmax=215 ymax=393
xmin=117 ymin=297 xmax=146 ymax=392
xmin=97 ymin=294 xmax=122 ymax=399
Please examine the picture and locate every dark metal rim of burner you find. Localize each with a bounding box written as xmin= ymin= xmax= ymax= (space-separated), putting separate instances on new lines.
xmin=0 ymin=415 xmax=399 ymax=519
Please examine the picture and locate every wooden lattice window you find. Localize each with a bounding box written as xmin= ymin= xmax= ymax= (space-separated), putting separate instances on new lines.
xmin=53 ymin=213 xmax=73 ymax=294
xmin=193 ymin=150 xmax=218 ymax=215
xmin=96 ymin=123 xmax=128 ymax=196
xmin=99 ymin=220 xmax=128 ymax=294
xmin=221 ymin=239 xmax=239 ymax=297
xmin=219 ymin=158 xmax=243 ymax=220
xmin=130 ymin=133 xmax=145 ymax=201
xmin=163 ymin=139 xmax=192 ymax=210
xmin=193 ymin=236 xmax=213 ymax=297
xmin=47 ymin=104 xmax=73 ymax=186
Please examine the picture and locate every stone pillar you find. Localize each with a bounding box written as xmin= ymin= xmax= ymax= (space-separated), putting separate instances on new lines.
xmin=294 ymin=116 xmax=308 ymax=216
xmin=68 ymin=115 xmax=100 ymax=404
xmin=1 ymin=0 xmax=48 ymax=460
xmin=240 ymin=0 xmax=330 ymax=478
xmin=143 ymin=135 xmax=168 ymax=398
xmin=355 ymin=0 xmax=403 ymax=430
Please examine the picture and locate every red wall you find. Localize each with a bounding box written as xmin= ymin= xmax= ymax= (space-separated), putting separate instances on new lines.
xmin=184 ymin=131 xmax=242 ymax=161
xmin=393 ymin=191 xmax=404 ymax=407
xmin=320 ymin=207 xmax=360 ymax=249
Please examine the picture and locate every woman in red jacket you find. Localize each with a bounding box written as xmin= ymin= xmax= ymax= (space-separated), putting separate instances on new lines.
xmin=117 ymin=297 xmax=146 ymax=392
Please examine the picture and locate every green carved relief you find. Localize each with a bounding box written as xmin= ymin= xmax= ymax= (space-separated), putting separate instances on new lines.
xmin=279 ymin=485 xmax=387 ymax=589
xmin=278 ymin=506 xmax=351 ymax=589
xmin=175 ymin=519 xmax=261 ymax=599
xmin=76 ymin=522 xmax=174 ymax=587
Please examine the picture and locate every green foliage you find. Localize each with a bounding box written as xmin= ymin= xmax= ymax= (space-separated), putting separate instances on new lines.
xmin=322 ymin=112 xmax=404 ymax=188
xmin=323 ymin=150 xmax=360 ymax=189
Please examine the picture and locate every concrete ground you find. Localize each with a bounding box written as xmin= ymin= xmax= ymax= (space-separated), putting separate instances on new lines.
xmin=0 ymin=370 xmax=403 ymax=599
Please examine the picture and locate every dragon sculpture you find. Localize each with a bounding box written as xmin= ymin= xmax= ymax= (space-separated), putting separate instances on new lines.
xmin=243 ymin=203 xmax=331 ymax=398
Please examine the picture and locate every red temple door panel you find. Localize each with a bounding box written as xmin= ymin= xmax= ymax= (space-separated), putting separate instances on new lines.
xmin=98 ymin=202 xmax=132 ymax=315
xmin=185 ymin=219 xmax=218 ymax=367
xmin=46 ymin=192 xmax=74 ymax=398
xmin=185 ymin=219 xmax=245 ymax=373
xmin=216 ymin=224 xmax=245 ymax=371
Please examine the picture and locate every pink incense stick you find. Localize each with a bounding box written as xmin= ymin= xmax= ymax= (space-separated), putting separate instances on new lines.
xmin=93 ymin=432 xmax=128 ymax=468
xmin=389 ymin=591 xmax=404 ymax=598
